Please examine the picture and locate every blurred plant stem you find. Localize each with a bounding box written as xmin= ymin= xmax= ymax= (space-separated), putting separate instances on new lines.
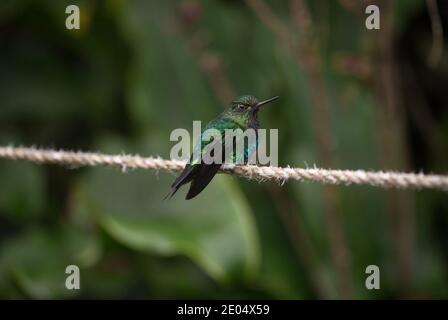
xmin=337 ymin=0 xmax=363 ymax=16
xmin=371 ymin=0 xmax=415 ymax=295
xmin=176 ymin=0 xmax=328 ymax=298
xmin=246 ymin=0 xmax=353 ymax=298
xmin=266 ymin=185 xmax=329 ymax=298
xmin=176 ymin=0 xmax=233 ymax=105
xmin=425 ymin=0 xmax=444 ymax=67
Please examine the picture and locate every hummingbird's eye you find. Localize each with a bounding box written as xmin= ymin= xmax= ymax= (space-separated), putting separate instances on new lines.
xmin=237 ymin=104 xmax=245 ymax=111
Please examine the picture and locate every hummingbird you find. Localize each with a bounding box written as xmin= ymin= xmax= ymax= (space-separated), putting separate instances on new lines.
xmin=166 ymin=94 xmax=279 ymax=200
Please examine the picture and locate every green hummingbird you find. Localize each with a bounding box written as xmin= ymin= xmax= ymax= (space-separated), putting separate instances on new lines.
xmin=166 ymin=94 xmax=279 ymax=200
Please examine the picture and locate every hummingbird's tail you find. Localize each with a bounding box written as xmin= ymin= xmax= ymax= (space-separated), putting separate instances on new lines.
xmin=164 ymin=163 xmax=199 ymax=200
xmin=163 ymin=187 xmax=178 ymax=200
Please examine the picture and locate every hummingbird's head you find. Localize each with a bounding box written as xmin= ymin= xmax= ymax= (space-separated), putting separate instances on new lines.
xmin=228 ymin=95 xmax=279 ymax=123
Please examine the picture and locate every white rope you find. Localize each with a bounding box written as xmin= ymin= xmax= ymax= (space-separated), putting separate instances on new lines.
xmin=0 ymin=146 xmax=447 ymax=192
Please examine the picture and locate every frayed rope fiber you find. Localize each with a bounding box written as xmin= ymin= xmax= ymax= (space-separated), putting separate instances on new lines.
xmin=0 ymin=146 xmax=447 ymax=192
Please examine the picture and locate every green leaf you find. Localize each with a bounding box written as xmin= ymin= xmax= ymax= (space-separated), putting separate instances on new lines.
xmin=73 ymin=164 xmax=260 ymax=283
xmin=0 ymin=227 xmax=100 ymax=299
xmin=0 ymin=161 xmax=45 ymax=222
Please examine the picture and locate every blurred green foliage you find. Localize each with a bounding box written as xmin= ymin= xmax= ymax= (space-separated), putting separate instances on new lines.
xmin=0 ymin=0 xmax=447 ymax=299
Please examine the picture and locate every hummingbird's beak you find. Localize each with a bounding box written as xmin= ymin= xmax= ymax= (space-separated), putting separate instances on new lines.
xmin=255 ymin=96 xmax=280 ymax=109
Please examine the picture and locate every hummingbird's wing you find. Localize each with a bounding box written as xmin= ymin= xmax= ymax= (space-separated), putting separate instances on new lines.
xmin=164 ymin=136 xmax=225 ymax=200
xmin=185 ymin=126 xmax=261 ymax=199
xmin=183 ymin=135 xmax=227 ymax=199
xmin=166 ymin=117 xmax=242 ymax=200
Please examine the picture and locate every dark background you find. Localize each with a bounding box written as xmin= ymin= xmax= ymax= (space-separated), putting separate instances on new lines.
xmin=0 ymin=0 xmax=447 ymax=299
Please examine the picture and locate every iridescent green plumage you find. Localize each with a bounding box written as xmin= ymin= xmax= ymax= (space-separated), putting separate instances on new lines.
xmin=166 ymin=94 xmax=279 ymax=200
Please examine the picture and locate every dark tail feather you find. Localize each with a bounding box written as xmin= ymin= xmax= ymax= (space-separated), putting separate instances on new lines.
xmin=163 ymin=187 xmax=178 ymax=200
xmin=171 ymin=164 xmax=194 ymax=188
xmin=164 ymin=164 xmax=197 ymax=200
xmin=185 ymin=164 xmax=221 ymax=200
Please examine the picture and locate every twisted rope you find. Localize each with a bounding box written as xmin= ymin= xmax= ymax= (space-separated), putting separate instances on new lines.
xmin=0 ymin=146 xmax=447 ymax=192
